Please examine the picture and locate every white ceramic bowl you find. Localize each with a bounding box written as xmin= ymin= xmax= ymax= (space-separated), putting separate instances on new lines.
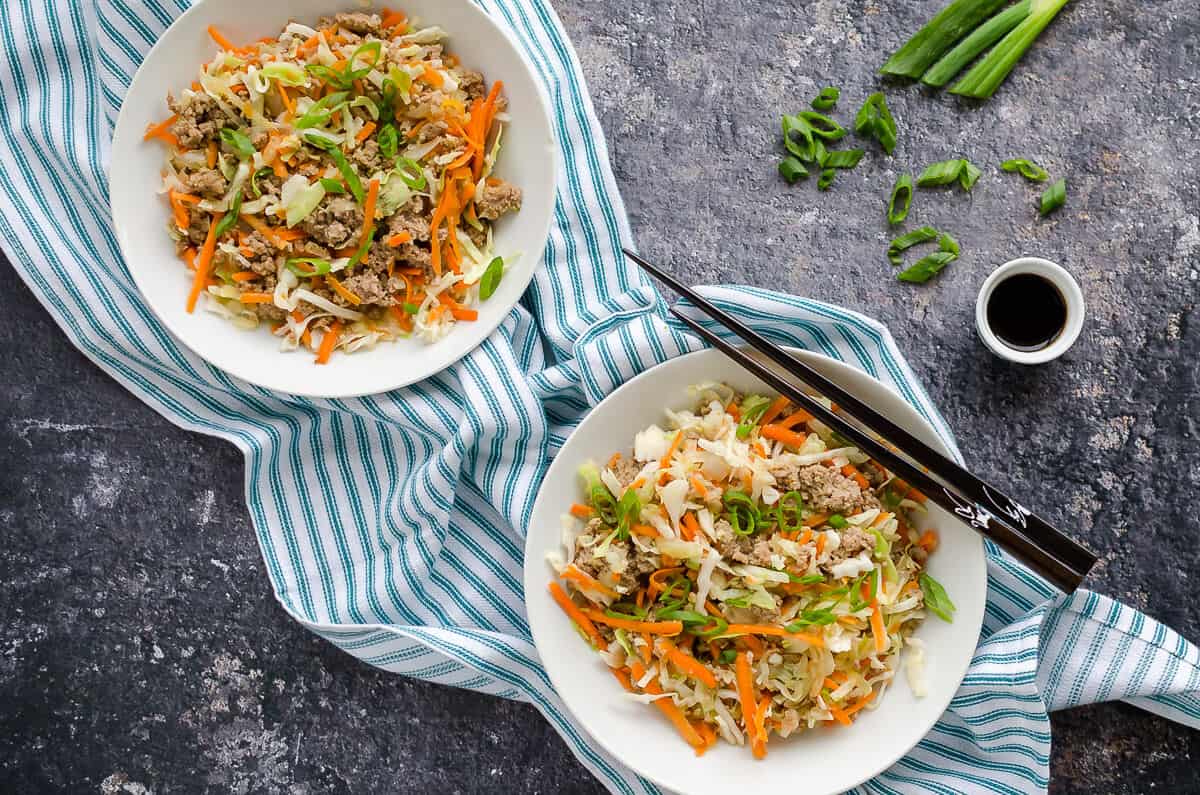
xmin=525 ymin=348 xmax=987 ymax=795
xmin=111 ymin=0 xmax=557 ymax=397
xmin=975 ymin=256 xmax=1085 ymax=365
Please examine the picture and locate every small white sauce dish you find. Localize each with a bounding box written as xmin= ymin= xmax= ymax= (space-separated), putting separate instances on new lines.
xmin=975 ymin=256 xmax=1085 ymax=365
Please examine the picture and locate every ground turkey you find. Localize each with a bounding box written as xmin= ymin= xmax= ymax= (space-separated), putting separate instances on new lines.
xmin=350 ymin=138 xmax=386 ymax=174
xmin=712 ymin=518 xmax=773 ymax=566
xmin=459 ymin=70 xmax=486 ymax=102
xmin=328 ymin=12 xmax=382 ymax=36
xmin=168 ymin=92 xmax=234 ymax=149
xmin=770 ymin=462 xmax=879 ymax=515
xmin=336 ymin=242 xmax=402 ymax=306
xmin=572 ymin=535 xmax=656 ymax=593
xmin=610 ymin=458 xmax=643 ymax=488
xmin=825 ymin=526 xmax=874 ymax=567
xmin=185 ymin=168 xmax=227 ymax=198
xmin=302 ymin=196 xmax=363 ymax=249
xmin=476 ymin=179 xmax=522 ymax=220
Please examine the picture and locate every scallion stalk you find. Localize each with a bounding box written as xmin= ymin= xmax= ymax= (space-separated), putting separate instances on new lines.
xmin=950 ymin=0 xmax=1072 ymax=99
xmin=881 ymin=0 xmax=1010 ymax=79
xmin=921 ymin=0 xmax=1032 ymax=87
xmin=887 ymin=173 xmax=913 ymax=225
xmin=1039 ymin=177 xmax=1066 ymax=216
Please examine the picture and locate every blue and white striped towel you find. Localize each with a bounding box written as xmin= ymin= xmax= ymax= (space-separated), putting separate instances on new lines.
xmin=2 ymin=1 xmax=1197 ymax=791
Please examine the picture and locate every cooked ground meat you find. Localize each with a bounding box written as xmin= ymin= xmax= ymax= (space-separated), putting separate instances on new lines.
xmin=331 ymin=12 xmax=382 ymax=36
xmin=476 ymin=179 xmax=522 ymax=220
xmin=459 ymin=70 xmax=486 ymax=102
xmin=185 ymin=168 xmax=228 ymax=198
xmin=712 ymin=518 xmax=774 ymax=566
xmin=412 ymin=120 xmax=448 ymax=144
xmin=573 ymin=538 xmax=656 ymax=593
xmin=183 ymin=204 xmax=210 ymax=246
xmin=828 ymin=527 xmax=874 ymax=565
xmin=339 ymin=270 xmax=397 ymax=306
xmin=252 ymin=302 xmax=288 ymax=322
xmin=771 ymin=462 xmax=879 ymax=515
xmin=168 ymin=92 xmax=233 ymax=149
xmin=387 ymin=199 xmax=432 ymax=242
xmin=302 ymin=196 xmax=363 ymax=249
xmin=350 ymin=138 xmax=385 ymax=174
xmin=610 ymin=458 xmax=642 ymax=488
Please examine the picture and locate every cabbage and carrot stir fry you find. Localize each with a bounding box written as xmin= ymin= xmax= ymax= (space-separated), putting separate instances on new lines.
xmin=548 ymin=383 xmax=954 ymax=757
xmin=144 ymin=10 xmax=521 ymax=363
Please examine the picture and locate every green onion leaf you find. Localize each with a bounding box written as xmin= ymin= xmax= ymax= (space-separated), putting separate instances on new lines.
xmin=719 ymin=648 xmax=737 ymax=664
xmin=479 ymin=256 xmax=504 ymax=300
xmin=817 ymin=168 xmax=837 ymax=191
xmin=880 ymin=0 xmax=1010 ymax=79
xmin=307 ymin=141 xmax=365 ymax=204
xmin=799 ymin=111 xmax=847 ymax=142
xmin=898 ymin=251 xmax=957 ymax=283
xmin=811 ymin=86 xmax=840 ymax=111
xmin=959 ymin=160 xmax=982 ymax=190
xmin=854 ymin=93 xmax=897 ymax=155
xmin=346 ymin=227 xmax=376 ymax=268
xmin=775 ymin=491 xmax=806 ymax=533
xmin=319 ymin=178 xmax=347 ymax=194
xmin=823 ymin=149 xmax=865 ymax=169
xmin=921 ymin=0 xmax=1032 ymax=87
xmin=917 ymin=158 xmax=968 ymax=187
xmin=306 ymin=63 xmax=353 ymax=90
xmin=938 ymin=231 xmax=960 ymax=256
xmin=827 ymin=514 xmax=848 ymax=529
xmin=778 ymin=156 xmax=809 ymax=184
xmin=219 ymin=128 xmax=255 ymax=159
xmin=887 ymin=173 xmax=913 ymax=225
xmin=786 ymin=609 xmax=838 ymax=631
xmin=285 ymin=257 xmax=332 ymax=277
xmin=294 ymin=91 xmax=350 ymax=129
xmin=394 ymin=157 xmax=427 ymax=190
xmin=812 ymin=139 xmax=828 ymax=167
xmin=403 ymin=302 xmax=420 ymax=314
xmin=950 ymin=0 xmax=1071 ymax=100
xmin=1002 ymin=158 xmax=1049 ymax=182
xmin=782 ymin=114 xmax=816 ymax=161
xmin=212 ymin=189 xmax=242 ymax=237
xmin=870 ymin=528 xmax=891 ymax=559
xmin=615 ymin=488 xmax=642 ymax=541
xmin=723 ymin=490 xmax=761 ymax=537
xmin=378 ymin=124 xmax=399 ymax=159
xmin=919 ymin=573 xmax=956 ymax=622
xmin=1039 ymin=177 xmax=1066 ymax=216
xmin=349 ymin=41 xmax=383 ymax=71
xmin=249 ymin=166 xmax=272 ymax=198
xmin=788 ymin=573 xmax=825 ymax=585
xmin=887 ymin=226 xmax=939 ymax=265
xmin=735 ymin=394 xmax=773 ymax=439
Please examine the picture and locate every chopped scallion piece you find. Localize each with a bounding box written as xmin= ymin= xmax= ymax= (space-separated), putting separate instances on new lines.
xmin=479 ymin=256 xmax=504 ymax=300
xmin=378 ymin=123 xmax=399 ymax=159
xmin=817 ymin=168 xmax=837 ymax=191
xmin=811 ymin=86 xmax=840 ymax=111
xmin=888 ymin=173 xmax=913 ymax=225
xmin=919 ymin=573 xmax=957 ymax=622
xmin=782 ymin=114 xmax=816 ymax=161
xmin=1039 ymin=177 xmax=1066 ymax=216
xmin=822 ymin=149 xmax=864 ymax=169
xmin=959 ymin=160 xmax=982 ymax=191
xmin=1001 ymin=158 xmax=1049 ymax=182
xmin=799 ymin=111 xmax=847 ymax=142
xmin=212 ymin=188 xmax=242 ymax=237
xmin=249 ymin=166 xmax=272 ymax=198
xmin=395 ymin=157 xmax=427 ymax=190
xmin=285 ymin=257 xmax=333 ymax=277
xmin=319 ymin=178 xmax=346 ymax=194
xmin=898 ymin=251 xmax=957 ymax=283
xmin=887 ymin=226 xmax=939 ymax=265
xmin=917 ymin=158 xmax=969 ymax=187
xmin=219 ymin=128 xmax=255 ymax=159
xmin=938 ymin=231 xmax=960 ymax=256
xmin=827 ymin=514 xmax=848 ymax=529
xmin=403 ymin=302 xmax=420 ymax=314
xmin=779 ymin=156 xmax=809 ymax=184
xmin=854 ymin=93 xmax=897 ymax=155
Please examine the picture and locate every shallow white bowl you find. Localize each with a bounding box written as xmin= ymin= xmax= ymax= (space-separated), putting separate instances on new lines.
xmin=525 ymin=348 xmax=987 ymax=795
xmin=111 ymin=0 xmax=557 ymax=397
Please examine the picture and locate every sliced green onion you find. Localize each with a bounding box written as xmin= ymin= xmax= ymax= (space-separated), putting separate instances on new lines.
xmin=917 ymin=158 xmax=969 ymax=187
xmin=378 ymin=79 xmax=397 ymax=124
xmin=1001 ymin=158 xmax=1049 ymax=182
xmin=590 ymin=485 xmax=618 ymax=525
xmin=959 ymin=160 xmax=982 ymax=190
xmin=887 ymin=226 xmax=938 ymax=265
xmin=348 ymin=41 xmax=383 ymax=73
xmin=827 ymin=513 xmax=848 ymax=529
xmin=938 ymin=231 xmax=960 ymax=256
xmin=319 ymin=178 xmax=347 ymax=194
xmin=212 ymin=188 xmax=242 ymax=237
xmin=319 ymin=144 xmax=365 ymax=204
xmin=295 ymin=91 xmax=350 ymax=129
xmin=799 ymin=111 xmax=847 ymax=142
xmin=823 ymin=149 xmax=864 ymax=170
xmin=249 ymin=166 xmax=272 ymax=198
xmin=778 ymin=156 xmax=809 ymax=184
xmin=782 ymin=114 xmax=815 ymax=161
xmin=306 ymin=63 xmax=352 ymax=90
xmin=723 ymin=490 xmax=761 ymax=537
xmin=888 ymin=173 xmax=913 ymax=225
xmin=817 ymin=168 xmax=837 ymax=191
xmin=776 ymin=491 xmax=806 ymax=533
xmin=950 ymin=0 xmax=1071 ymax=99
xmin=402 ymin=302 xmax=420 ymax=314
xmin=1039 ymin=177 xmax=1066 ymax=216
xmin=919 ymin=573 xmax=956 ymax=622
xmin=854 ymin=93 xmax=897 ymax=155
xmin=870 ymin=527 xmax=891 ymax=559
xmin=219 ymin=128 xmax=255 ymax=159
xmin=735 ymin=394 xmax=772 ymax=439
xmin=395 ymin=157 xmax=427 ymax=190
xmin=898 ymin=251 xmax=957 ymax=283
xmin=785 ymin=609 xmax=837 ymax=631
xmin=812 ymin=139 xmax=828 ymax=167
xmin=346 ymin=227 xmax=376 ymax=268
xmin=285 ymin=257 xmax=332 ymax=277
xmin=788 ymin=573 xmax=825 ymax=585
xmin=811 ymin=86 xmax=840 ymax=111
xmin=378 ymin=124 xmax=399 ymax=159
xmin=718 ymin=648 xmax=738 ymax=664
xmin=921 ymin=0 xmax=1032 ymax=87
xmin=880 ymin=0 xmax=1010 ymax=79
xmin=479 ymin=256 xmax=504 ymax=300
xmin=615 ymin=488 xmax=641 ymax=540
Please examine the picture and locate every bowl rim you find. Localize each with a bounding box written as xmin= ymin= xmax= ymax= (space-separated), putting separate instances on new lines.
xmin=109 ymin=0 xmax=558 ymax=398
xmin=524 ymin=346 xmax=987 ymax=795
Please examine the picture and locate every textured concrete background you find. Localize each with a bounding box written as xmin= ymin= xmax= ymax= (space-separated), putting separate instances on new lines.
xmin=2 ymin=0 xmax=1199 ymax=791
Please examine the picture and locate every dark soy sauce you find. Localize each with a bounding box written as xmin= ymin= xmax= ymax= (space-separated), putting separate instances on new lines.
xmin=986 ymin=273 xmax=1067 ymax=352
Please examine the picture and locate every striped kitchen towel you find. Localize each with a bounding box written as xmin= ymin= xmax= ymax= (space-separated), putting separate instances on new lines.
xmin=1 ymin=0 xmax=1198 ymax=792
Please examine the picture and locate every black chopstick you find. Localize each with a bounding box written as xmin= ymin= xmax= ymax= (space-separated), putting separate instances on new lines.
xmin=625 ymin=248 xmax=1096 ymax=591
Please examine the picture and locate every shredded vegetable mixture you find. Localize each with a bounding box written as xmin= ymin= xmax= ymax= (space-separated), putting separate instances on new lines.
xmin=144 ymin=10 xmax=521 ymax=363
xmin=548 ymin=383 xmax=954 ymax=758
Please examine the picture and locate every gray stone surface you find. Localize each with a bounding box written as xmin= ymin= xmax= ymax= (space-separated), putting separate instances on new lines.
xmin=2 ymin=0 xmax=1199 ymax=791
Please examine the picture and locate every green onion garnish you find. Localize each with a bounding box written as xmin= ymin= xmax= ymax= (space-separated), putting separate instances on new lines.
xmin=1001 ymin=158 xmax=1049 ymax=182
xmin=1039 ymin=177 xmax=1066 ymax=216
xmin=817 ymin=168 xmax=837 ymax=191
xmin=319 ymin=178 xmax=347 ymax=194
xmin=799 ymin=111 xmax=847 ymax=142
xmin=880 ymin=0 xmax=1010 ymax=79
xmin=378 ymin=123 xmax=399 ymax=159
xmin=719 ymin=649 xmax=737 ymax=664
xmin=921 ymin=0 xmax=1032 ymax=87
xmin=306 ymin=134 xmax=365 ymax=204
xmin=723 ymin=490 xmax=761 ymax=537
xmin=403 ymin=302 xmax=420 ymax=314
xmin=479 ymin=256 xmax=504 ymax=300
xmin=919 ymin=573 xmax=956 ymax=622
xmin=888 ymin=173 xmax=913 ymax=225
xmin=249 ymin=166 xmax=272 ymax=198
xmin=950 ymin=0 xmax=1071 ymax=99
xmin=285 ymin=257 xmax=332 ymax=277
xmin=822 ymin=149 xmax=864 ymax=169
xmin=887 ymin=226 xmax=938 ymax=265
xmin=898 ymin=251 xmax=957 ymax=283
xmin=938 ymin=231 xmax=960 ymax=257
xmin=212 ymin=188 xmax=242 ymax=237
xmin=775 ymin=491 xmax=806 ymax=533
xmin=959 ymin=160 xmax=982 ymax=191
xmin=785 ymin=609 xmax=838 ymax=631
xmin=854 ymin=92 xmax=897 ymax=155
xmin=789 ymin=573 xmax=825 ymax=585
xmin=782 ymin=114 xmax=816 ymax=161
xmin=306 ymin=63 xmax=352 ymax=90
xmin=778 ymin=156 xmax=809 ymax=184
xmin=917 ymin=158 xmax=974 ymax=188
xmin=395 ymin=157 xmax=427 ymax=190
xmin=615 ymin=488 xmax=641 ymax=540
xmin=827 ymin=513 xmax=848 ymax=529
xmin=294 ymin=91 xmax=350 ymax=129
xmin=219 ymin=128 xmax=255 ymax=159
xmin=811 ymin=86 xmax=840 ymax=111
xmin=735 ymin=394 xmax=772 ymax=439
xmin=590 ymin=485 xmax=618 ymax=525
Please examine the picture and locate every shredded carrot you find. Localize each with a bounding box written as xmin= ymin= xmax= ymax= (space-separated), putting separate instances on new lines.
xmin=387 ymin=231 xmax=413 ymax=247
xmin=776 ymin=408 xmax=814 ymax=429
xmin=726 ymin=401 xmax=741 ymax=421
xmin=871 ymin=511 xmax=895 ymax=527
xmin=901 ymin=579 xmax=921 ymax=596
xmin=354 ymin=121 xmax=377 ymax=143
xmin=186 ymin=213 xmax=222 ymax=313
xmin=828 ymin=701 xmax=853 ymax=727
xmin=180 ymin=247 xmax=197 ymax=271
xmin=143 ymin=115 xmax=178 ymax=145
xmin=549 ymin=582 xmax=601 ymax=647
xmin=437 ymin=293 xmax=479 ymax=322
xmin=734 ymin=652 xmax=764 ymax=758
xmin=628 ymin=661 xmax=707 ymax=750
xmin=325 ymin=274 xmax=363 ymax=306
xmin=815 ymin=532 xmax=827 ymax=558
xmin=418 ymin=66 xmax=444 ymax=87
xmin=659 ymin=638 xmax=718 ymax=689
xmin=870 ymin=601 xmax=887 ymax=653
xmin=646 ymin=567 xmax=683 ymax=601
xmin=206 ymin=140 xmax=217 ymax=168
xmin=569 ymin=503 xmax=593 ymax=518
xmin=759 ymin=395 xmax=790 ymax=426
xmin=584 ymin=610 xmax=682 ymax=635
xmin=206 ymin=25 xmax=238 ymax=51
xmin=842 ymin=464 xmax=871 ymax=490
xmin=315 ymin=320 xmax=342 ymax=365
xmin=761 ymin=424 xmax=808 ymax=448
xmin=798 ymin=528 xmax=814 ymax=545
xmin=638 ymin=632 xmax=653 ymax=665
xmin=690 ymin=474 xmax=709 ymax=499
xmin=741 ymin=634 xmax=765 ymax=658
xmin=680 ymin=512 xmax=701 ymax=542
xmin=845 ymin=689 xmax=877 ymax=717
xmin=561 ymin=566 xmax=619 ymax=599
xmin=277 ymin=83 xmax=295 ymax=115
xmin=727 ymin=624 xmax=825 ymax=647
xmin=237 ymin=292 xmax=274 ymax=304
xmin=167 ymin=191 xmax=190 ymax=229
xmin=381 ymin=8 xmax=407 ymax=29
xmin=752 ymin=694 xmax=770 ymax=758
xmin=610 ymin=666 xmax=634 ymax=692
xmin=659 ymin=430 xmax=683 ymax=473
xmin=695 ymin=720 xmax=718 ymax=755
xmin=231 ymin=271 xmax=258 ymax=282
xmin=630 ymin=524 xmax=660 ymax=539
xmin=606 ymin=452 xmax=621 ymax=469
xmin=918 ymin=529 xmax=939 ymax=552
xmin=274 ymin=228 xmax=307 ymax=242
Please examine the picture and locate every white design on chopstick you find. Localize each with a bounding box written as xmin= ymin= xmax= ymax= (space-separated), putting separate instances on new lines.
xmin=983 ymin=485 xmax=1033 ymax=529
xmin=943 ymin=488 xmax=996 ymax=531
